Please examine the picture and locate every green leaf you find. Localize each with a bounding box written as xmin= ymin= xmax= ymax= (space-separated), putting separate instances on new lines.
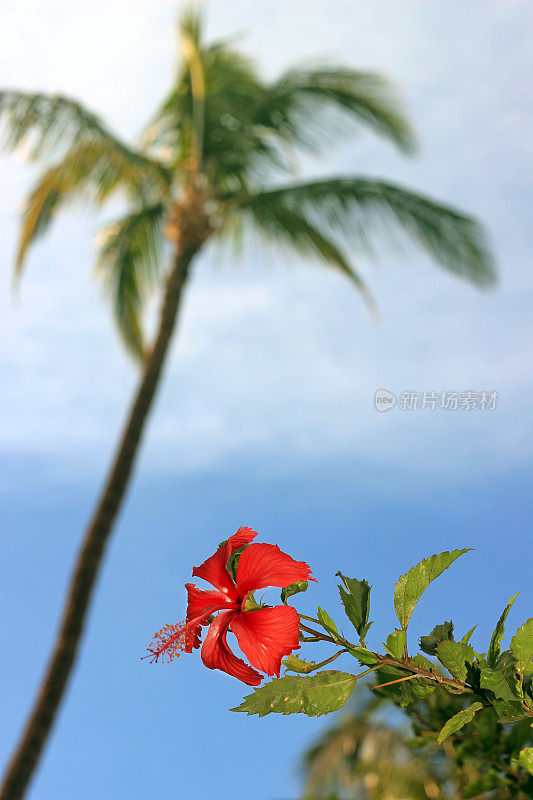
xmin=519 ymin=747 xmax=533 ymax=776
xmin=280 ymin=580 xmax=308 ymax=603
xmin=226 ymin=546 xmax=248 ymax=582
xmin=394 ymin=549 xmax=471 ymax=630
xmin=436 ymin=640 xmax=475 ymax=681
xmin=384 ymin=629 xmax=406 ymax=659
xmin=400 ymin=677 xmax=435 ymax=706
xmin=461 ymin=625 xmax=477 ymax=644
xmin=345 ymin=645 xmax=380 ymax=666
xmin=487 ymin=593 xmax=519 ymax=667
xmin=317 ymin=607 xmax=341 ymax=643
xmin=234 ymin=196 xmax=375 ymax=311
xmin=95 ymin=204 xmax=165 ymax=359
xmin=232 ymin=180 xmax=496 ymax=289
xmin=496 ymin=649 xmax=516 ymax=671
xmin=0 ymin=91 xmax=170 ymax=186
xmin=510 ymin=618 xmax=533 ymax=676
xmin=437 ymin=702 xmax=484 ymax=743
xmin=259 ymin=66 xmax=416 ymax=154
xmin=336 ymin=573 xmax=371 ymax=637
xmin=231 ymin=671 xmax=358 ymax=717
xmin=480 ymin=665 xmax=523 ymax=703
xmin=490 ymin=698 xmax=525 ymax=723
xmin=420 ymin=621 xmax=454 ymax=656
xmin=411 ymin=653 xmax=441 ymax=674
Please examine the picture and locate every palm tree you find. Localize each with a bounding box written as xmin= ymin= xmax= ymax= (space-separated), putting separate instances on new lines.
xmin=0 ymin=10 xmax=495 ymax=800
xmin=301 ymin=692 xmax=454 ymax=800
xmin=301 ymin=683 xmax=533 ymax=800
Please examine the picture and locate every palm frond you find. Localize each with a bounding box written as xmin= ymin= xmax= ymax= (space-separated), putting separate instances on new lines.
xmin=143 ymin=28 xmax=289 ymax=193
xmin=229 ymin=178 xmax=496 ymax=287
xmin=256 ymin=66 xmax=416 ymax=154
xmin=94 ymin=204 xmax=166 ymax=360
xmin=178 ymin=5 xmax=203 ymax=47
xmin=0 ymin=91 xmax=167 ymax=175
xmin=178 ymin=7 xmax=207 ymax=167
xmin=226 ymin=192 xmax=375 ymax=311
xmin=14 ymin=139 xmax=170 ymax=277
xmin=301 ymin=695 xmax=450 ymax=800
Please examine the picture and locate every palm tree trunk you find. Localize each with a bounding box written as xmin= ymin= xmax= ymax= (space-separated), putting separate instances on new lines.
xmin=0 ymin=241 xmax=199 ymax=800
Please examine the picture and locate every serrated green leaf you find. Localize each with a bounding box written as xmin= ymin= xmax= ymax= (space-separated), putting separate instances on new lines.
xmin=345 ymin=645 xmax=380 ymax=666
xmin=525 ymin=679 xmax=533 ymax=708
xmin=461 ymin=625 xmax=477 ymax=644
xmin=510 ymin=618 xmax=533 ymax=676
xmin=359 ymin=620 xmax=373 ymax=639
xmin=519 ymin=747 xmax=533 ymax=776
xmin=490 ymin=697 xmax=525 ymax=722
xmin=437 ymin=702 xmax=483 ymax=743
xmin=317 ymin=607 xmax=341 ymax=642
xmin=231 ymin=670 xmax=358 ymax=717
xmin=400 ymin=677 xmax=435 ymax=706
xmin=487 ymin=593 xmax=519 ymax=667
xmin=384 ymin=629 xmax=406 ymax=659
xmin=411 ymin=653 xmax=441 ymax=673
xmin=437 ymin=640 xmax=475 ymax=681
xmin=420 ymin=621 xmax=454 ymax=655
xmin=496 ymin=649 xmax=516 ymax=671
xmin=480 ymin=665 xmax=523 ymax=703
xmin=336 ymin=573 xmax=371 ymax=636
xmin=281 ymin=580 xmax=308 ymax=603
xmin=394 ymin=549 xmax=471 ymax=630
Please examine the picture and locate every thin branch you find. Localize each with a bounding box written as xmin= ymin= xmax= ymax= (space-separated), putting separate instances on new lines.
xmin=298 ymin=649 xmax=349 ymax=674
xmin=299 ymin=613 xmax=323 ymax=625
xmin=299 ymin=622 xmax=336 ymax=644
xmin=372 ymin=674 xmax=419 ymax=691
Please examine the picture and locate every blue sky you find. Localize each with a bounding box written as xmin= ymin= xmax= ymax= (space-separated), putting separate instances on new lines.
xmin=1 ymin=2 xmax=532 ymax=799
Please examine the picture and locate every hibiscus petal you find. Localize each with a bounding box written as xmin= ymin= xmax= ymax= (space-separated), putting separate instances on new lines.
xmin=192 ymin=526 xmax=258 ymax=596
xmin=186 ymin=583 xmax=237 ymax=619
xmin=201 ymin=610 xmax=263 ymax=686
xmin=185 ymin=583 xmax=238 ymax=651
xmin=235 ymin=543 xmax=315 ymax=596
xmin=231 ymin=606 xmax=301 ymax=677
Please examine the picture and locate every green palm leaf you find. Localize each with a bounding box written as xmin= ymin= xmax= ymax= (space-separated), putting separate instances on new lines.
xmin=257 ymin=66 xmax=416 ymax=154
xmin=0 ymin=91 xmax=107 ymax=160
xmin=95 ymin=204 xmax=166 ymax=359
xmin=230 ymin=178 xmax=495 ymax=287
xmin=228 ymin=195 xmax=376 ymax=311
xmin=14 ymin=139 xmax=170 ymax=277
xmin=0 ymin=91 xmax=162 ymax=174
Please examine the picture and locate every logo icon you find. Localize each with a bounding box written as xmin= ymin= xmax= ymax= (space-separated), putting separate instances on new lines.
xmin=375 ymin=389 xmax=396 ymax=412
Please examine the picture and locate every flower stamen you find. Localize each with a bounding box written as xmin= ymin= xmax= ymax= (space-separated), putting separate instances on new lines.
xmin=144 ymin=622 xmax=187 ymax=663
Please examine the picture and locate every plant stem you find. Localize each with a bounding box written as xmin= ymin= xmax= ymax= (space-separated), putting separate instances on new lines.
xmin=299 ymin=622 xmax=336 ymax=644
xmin=372 ymin=674 xmax=420 ymax=690
xmin=298 ymin=649 xmax=350 ymax=674
xmin=299 ymin=613 xmax=322 ymax=626
xmin=355 ymin=665 xmax=382 ymax=681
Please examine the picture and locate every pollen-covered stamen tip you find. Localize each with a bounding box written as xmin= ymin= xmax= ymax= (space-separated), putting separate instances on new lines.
xmin=143 ymin=622 xmax=187 ymax=663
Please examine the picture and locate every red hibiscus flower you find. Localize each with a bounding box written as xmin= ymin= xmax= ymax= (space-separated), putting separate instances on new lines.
xmin=145 ymin=527 xmax=315 ymax=685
